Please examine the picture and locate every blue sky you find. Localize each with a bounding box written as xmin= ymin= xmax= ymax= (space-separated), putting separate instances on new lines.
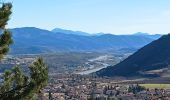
xmin=6 ymin=0 xmax=170 ymax=34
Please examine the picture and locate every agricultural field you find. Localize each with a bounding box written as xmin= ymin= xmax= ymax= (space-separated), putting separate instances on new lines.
xmin=140 ymin=84 xmax=170 ymax=89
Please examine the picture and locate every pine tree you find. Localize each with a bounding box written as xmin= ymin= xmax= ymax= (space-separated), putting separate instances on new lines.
xmin=0 ymin=2 xmax=48 ymax=100
xmin=0 ymin=3 xmax=13 ymax=59
xmin=0 ymin=58 xmax=48 ymax=100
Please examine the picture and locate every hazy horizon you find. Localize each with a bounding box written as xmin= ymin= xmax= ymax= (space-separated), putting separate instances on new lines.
xmin=7 ymin=0 xmax=170 ymax=35
xmin=11 ymin=27 xmax=163 ymax=35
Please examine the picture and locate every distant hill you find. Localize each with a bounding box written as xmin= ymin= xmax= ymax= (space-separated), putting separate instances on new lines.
xmin=133 ymin=32 xmax=150 ymax=36
xmin=9 ymin=27 xmax=161 ymax=54
xmin=52 ymin=28 xmax=92 ymax=36
xmin=133 ymin=32 xmax=161 ymax=40
xmin=96 ymin=34 xmax=170 ymax=78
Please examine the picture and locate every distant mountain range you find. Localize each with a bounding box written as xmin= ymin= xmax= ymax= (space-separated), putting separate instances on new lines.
xmin=52 ymin=28 xmax=107 ymax=36
xmin=96 ymin=34 xmax=170 ymax=78
xmin=9 ymin=27 xmax=161 ymax=54
xmin=52 ymin=28 xmax=92 ymax=36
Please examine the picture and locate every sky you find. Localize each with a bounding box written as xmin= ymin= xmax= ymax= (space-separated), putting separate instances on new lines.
xmin=5 ymin=0 xmax=170 ymax=34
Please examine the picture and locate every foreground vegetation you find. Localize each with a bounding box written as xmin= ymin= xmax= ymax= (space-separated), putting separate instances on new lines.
xmin=0 ymin=2 xmax=48 ymax=100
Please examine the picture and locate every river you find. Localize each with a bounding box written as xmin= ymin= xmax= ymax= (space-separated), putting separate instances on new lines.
xmin=76 ymin=63 xmax=109 ymax=75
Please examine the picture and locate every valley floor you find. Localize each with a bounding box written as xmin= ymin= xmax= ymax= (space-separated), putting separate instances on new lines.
xmin=1 ymin=52 xmax=170 ymax=99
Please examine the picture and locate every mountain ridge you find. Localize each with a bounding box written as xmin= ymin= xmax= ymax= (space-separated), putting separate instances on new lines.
xmin=52 ymin=28 xmax=92 ymax=36
xmin=96 ymin=34 xmax=170 ymax=78
xmin=9 ymin=27 xmax=161 ymax=54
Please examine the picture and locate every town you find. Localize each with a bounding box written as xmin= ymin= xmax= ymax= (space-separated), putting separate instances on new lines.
xmin=43 ymin=74 xmax=170 ymax=100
